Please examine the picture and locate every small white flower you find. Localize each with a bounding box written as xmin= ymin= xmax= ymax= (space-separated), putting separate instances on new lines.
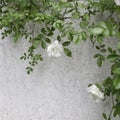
xmin=114 ymin=0 xmax=120 ymax=6
xmin=87 ymin=84 xmax=105 ymax=102
xmin=47 ymin=40 xmax=63 ymax=57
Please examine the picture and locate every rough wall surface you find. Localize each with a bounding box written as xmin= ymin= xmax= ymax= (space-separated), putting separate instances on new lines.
xmin=0 ymin=29 xmax=118 ymax=120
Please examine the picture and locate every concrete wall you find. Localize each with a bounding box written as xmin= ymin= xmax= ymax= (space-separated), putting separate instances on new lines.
xmin=0 ymin=26 xmax=118 ymax=119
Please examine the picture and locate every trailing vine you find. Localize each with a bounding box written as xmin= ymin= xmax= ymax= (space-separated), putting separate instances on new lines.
xmin=1 ymin=0 xmax=120 ymax=119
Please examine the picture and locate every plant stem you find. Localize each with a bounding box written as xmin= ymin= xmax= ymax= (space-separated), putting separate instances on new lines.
xmin=106 ymin=8 xmax=117 ymax=21
xmin=108 ymin=95 xmax=114 ymax=120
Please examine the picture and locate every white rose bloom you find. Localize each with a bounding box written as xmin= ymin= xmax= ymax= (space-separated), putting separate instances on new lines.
xmin=47 ymin=40 xmax=63 ymax=57
xmin=114 ymin=0 xmax=120 ymax=6
xmin=87 ymin=84 xmax=105 ymax=102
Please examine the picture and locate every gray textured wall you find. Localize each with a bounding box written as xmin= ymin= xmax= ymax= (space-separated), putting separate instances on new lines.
xmin=0 ymin=30 xmax=116 ymax=120
xmin=0 ymin=27 xmax=118 ymax=119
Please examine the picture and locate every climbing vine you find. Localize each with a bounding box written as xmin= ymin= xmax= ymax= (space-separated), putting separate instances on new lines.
xmin=1 ymin=0 xmax=120 ymax=119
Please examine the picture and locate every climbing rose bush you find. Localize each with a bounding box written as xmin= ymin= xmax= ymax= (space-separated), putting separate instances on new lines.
xmin=1 ymin=0 xmax=120 ymax=119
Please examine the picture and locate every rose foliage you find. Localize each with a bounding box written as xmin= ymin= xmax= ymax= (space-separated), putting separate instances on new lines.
xmin=1 ymin=0 xmax=120 ymax=119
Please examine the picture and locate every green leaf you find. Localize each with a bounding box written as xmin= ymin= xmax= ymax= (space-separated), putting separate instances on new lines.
xmin=114 ymin=102 xmax=120 ymax=117
xmin=33 ymin=40 xmax=40 ymax=48
xmin=53 ymin=20 xmax=63 ymax=30
xmin=96 ymin=36 xmax=103 ymax=44
xmin=111 ymin=63 xmax=120 ymax=74
xmin=57 ymin=35 xmax=61 ymax=42
xmin=73 ymin=34 xmax=82 ymax=44
xmin=72 ymin=12 xmax=79 ymax=19
xmin=35 ymin=54 xmax=43 ymax=61
xmin=97 ymin=57 xmax=102 ymax=67
xmin=96 ymin=46 xmax=100 ymax=50
xmin=26 ymin=67 xmax=33 ymax=74
xmin=100 ymin=45 xmax=105 ymax=48
xmin=80 ymin=21 xmax=87 ymax=29
xmin=13 ymin=33 xmax=20 ymax=43
xmin=20 ymin=56 xmax=25 ymax=60
xmin=67 ymin=32 xmax=73 ymax=41
xmin=117 ymin=42 xmax=120 ymax=50
xmin=90 ymin=27 xmax=104 ymax=35
xmin=102 ymin=77 xmax=112 ymax=96
xmin=100 ymin=49 xmax=106 ymax=53
xmin=62 ymin=41 xmax=71 ymax=46
xmin=64 ymin=48 xmax=72 ymax=57
xmin=98 ymin=22 xmax=107 ymax=29
xmin=47 ymin=32 xmax=53 ymax=36
xmin=83 ymin=13 xmax=90 ymax=21
xmin=94 ymin=54 xmax=100 ymax=58
xmin=113 ymin=75 xmax=120 ymax=90
xmin=41 ymin=28 xmax=47 ymax=34
xmin=81 ymin=31 xmax=87 ymax=41
xmin=108 ymin=118 xmax=111 ymax=120
xmin=107 ymin=54 xmax=119 ymax=62
xmin=113 ymin=67 xmax=120 ymax=74
xmin=45 ymin=38 xmax=51 ymax=43
xmin=102 ymin=113 xmax=107 ymax=119
xmin=103 ymin=29 xmax=110 ymax=37
xmin=102 ymin=77 xmax=112 ymax=87
xmin=41 ymin=41 xmax=46 ymax=49
xmin=108 ymin=47 xmax=113 ymax=53
xmin=116 ymin=92 xmax=120 ymax=102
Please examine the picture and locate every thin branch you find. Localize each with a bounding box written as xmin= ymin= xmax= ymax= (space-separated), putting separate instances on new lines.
xmin=32 ymin=23 xmax=35 ymax=39
xmin=106 ymin=8 xmax=117 ymax=21
xmin=108 ymin=95 xmax=114 ymax=119
xmin=63 ymin=16 xmax=72 ymax=19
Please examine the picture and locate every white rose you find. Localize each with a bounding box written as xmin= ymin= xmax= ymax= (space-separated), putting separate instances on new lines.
xmin=47 ymin=40 xmax=63 ymax=57
xmin=87 ymin=84 xmax=105 ymax=102
xmin=114 ymin=0 xmax=120 ymax=6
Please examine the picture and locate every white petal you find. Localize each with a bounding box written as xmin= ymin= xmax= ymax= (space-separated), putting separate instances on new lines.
xmin=114 ymin=0 xmax=120 ymax=6
xmin=87 ymin=84 xmax=104 ymax=102
xmin=47 ymin=40 xmax=63 ymax=57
